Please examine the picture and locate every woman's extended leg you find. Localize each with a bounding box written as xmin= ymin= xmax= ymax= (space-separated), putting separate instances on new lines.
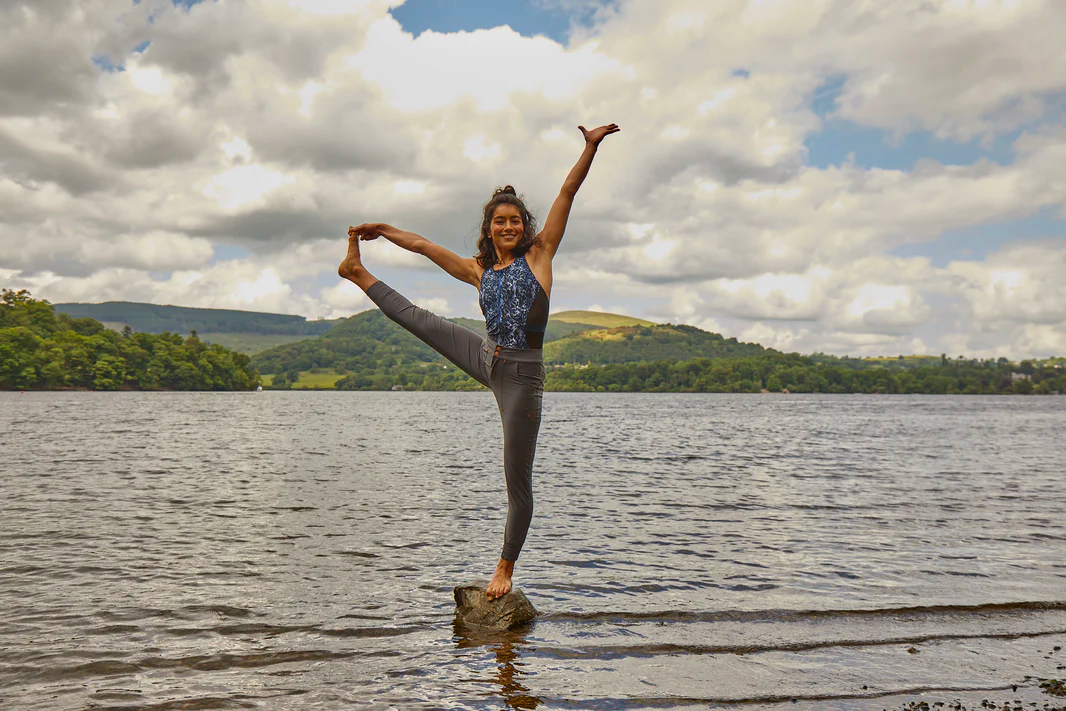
xmin=338 ymin=235 xmax=488 ymax=385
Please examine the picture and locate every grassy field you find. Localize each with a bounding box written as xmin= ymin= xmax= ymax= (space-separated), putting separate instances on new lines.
xmin=550 ymin=310 xmax=656 ymax=328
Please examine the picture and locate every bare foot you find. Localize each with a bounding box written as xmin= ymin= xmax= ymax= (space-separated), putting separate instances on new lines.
xmin=486 ymin=558 xmax=514 ymax=600
xmin=338 ymin=229 xmax=377 ymax=290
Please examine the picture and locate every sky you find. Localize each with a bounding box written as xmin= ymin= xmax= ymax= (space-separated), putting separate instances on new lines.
xmin=1 ymin=0 xmax=1065 ymax=359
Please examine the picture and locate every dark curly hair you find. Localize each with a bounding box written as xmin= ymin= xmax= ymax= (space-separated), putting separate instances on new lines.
xmin=475 ymin=185 xmax=539 ymax=269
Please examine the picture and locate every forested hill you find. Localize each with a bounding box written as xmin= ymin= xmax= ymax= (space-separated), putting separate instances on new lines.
xmin=251 ymin=309 xmax=446 ymax=376
xmin=54 ymin=301 xmax=342 ymax=336
xmin=250 ymin=309 xmax=767 ymax=374
xmin=1 ymin=290 xmax=259 ymax=391
xmin=544 ymin=324 xmax=768 ymax=364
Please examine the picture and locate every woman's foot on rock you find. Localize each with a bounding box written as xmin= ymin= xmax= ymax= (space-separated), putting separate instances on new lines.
xmin=486 ymin=558 xmax=514 ymax=600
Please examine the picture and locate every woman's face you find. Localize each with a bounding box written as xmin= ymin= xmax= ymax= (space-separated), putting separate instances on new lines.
xmin=490 ymin=204 xmax=524 ymax=255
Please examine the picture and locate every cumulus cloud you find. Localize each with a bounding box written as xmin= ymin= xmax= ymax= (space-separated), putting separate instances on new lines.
xmin=1 ymin=0 xmax=1065 ymax=358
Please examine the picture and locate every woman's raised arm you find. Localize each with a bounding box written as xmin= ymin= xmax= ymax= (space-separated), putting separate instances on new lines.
xmin=349 ymin=223 xmax=480 ymax=288
xmin=535 ymin=123 xmax=620 ymax=258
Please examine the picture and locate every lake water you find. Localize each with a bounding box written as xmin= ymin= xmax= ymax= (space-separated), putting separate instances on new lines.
xmin=2 ymin=392 xmax=1065 ymax=710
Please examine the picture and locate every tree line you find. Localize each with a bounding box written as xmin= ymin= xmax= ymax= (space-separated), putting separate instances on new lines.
xmin=6 ymin=288 xmax=1062 ymax=394
xmin=543 ymin=353 xmax=1065 ymax=394
xmin=315 ymin=352 xmax=1066 ymax=394
xmin=1 ymin=290 xmax=260 ymax=391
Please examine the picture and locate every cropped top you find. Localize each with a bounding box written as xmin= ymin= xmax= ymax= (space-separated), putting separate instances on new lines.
xmin=479 ymin=254 xmax=549 ymax=349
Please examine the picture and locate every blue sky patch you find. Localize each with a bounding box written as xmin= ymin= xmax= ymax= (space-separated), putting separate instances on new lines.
xmin=390 ymin=0 xmax=606 ymax=44
xmin=810 ymin=73 xmax=847 ymax=118
xmin=91 ymin=54 xmax=125 ymax=72
xmin=805 ymin=121 xmax=1017 ymax=171
xmin=891 ymin=207 xmax=1066 ymax=267
xmin=805 ymin=77 xmax=1066 ymax=172
xmin=805 ymin=72 xmax=1013 ymax=170
xmin=210 ymin=244 xmax=252 ymax=265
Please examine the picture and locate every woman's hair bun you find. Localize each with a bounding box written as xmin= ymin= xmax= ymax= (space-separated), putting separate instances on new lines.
xmin=493 ymin=185 xmax=517 ymax=197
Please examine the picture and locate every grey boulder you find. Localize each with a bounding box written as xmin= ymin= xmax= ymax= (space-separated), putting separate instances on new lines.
xmin=453 ymin=580 xmax=538 ymax=630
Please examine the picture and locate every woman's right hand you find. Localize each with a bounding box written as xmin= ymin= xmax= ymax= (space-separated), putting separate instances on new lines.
xmin=348 ymin=223 xmax=397 ymax=241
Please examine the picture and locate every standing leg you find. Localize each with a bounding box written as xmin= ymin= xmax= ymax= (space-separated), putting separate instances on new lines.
xmin=339 ymin=235 xmax=488 ymax=385
xmin=487 ymin=362 xmax=544 ymax=599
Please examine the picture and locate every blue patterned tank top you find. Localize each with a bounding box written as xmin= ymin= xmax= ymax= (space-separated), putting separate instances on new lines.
xmin=479 ymin=254 xmax=550 ymax=349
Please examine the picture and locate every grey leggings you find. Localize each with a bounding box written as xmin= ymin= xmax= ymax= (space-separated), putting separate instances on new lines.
xmin=366 ymin=280 xmax=544 ymax=562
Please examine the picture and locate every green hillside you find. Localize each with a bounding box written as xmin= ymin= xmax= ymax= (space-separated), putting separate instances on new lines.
xmin=252 ymin=309 xmax=441 ymax=374
xmin=1 ymin=290 xmax=259 ymax=391
xmin=550 ymin=310 xmax=655 ymax=328
xmin=250 ymin=309 xmax=480 ymax=391
xmin=544 ymin=323 xmax=769 ymax=364
xmin=251 ymin=310 xmax=765 ymax=375
xmin=51 ymin=302 xmax=639 ymax=357
xmin=54 ymin=301 xmax=342 ymax=337
xmin=248 ymin=306 xmax=774 ymax=393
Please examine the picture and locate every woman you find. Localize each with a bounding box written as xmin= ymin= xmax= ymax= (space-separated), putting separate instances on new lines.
xmin=338 ymin=123 xmax=620 ymax=599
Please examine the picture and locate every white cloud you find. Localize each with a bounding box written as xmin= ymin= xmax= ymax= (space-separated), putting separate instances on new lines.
xmin=946 ymin=240 xmax=1066 ymax=331
xmin=320 ymin=279 xmax=370 ymax=316
xmin=346 ymin=18 xmax=628 ymax=112
xmin=202 ymin=165 xmax=296 ymax=211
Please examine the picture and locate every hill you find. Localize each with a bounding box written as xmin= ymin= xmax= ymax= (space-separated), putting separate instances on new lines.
xmin=250 ymin=308 xmax=769 ymax=380
xmin=54 ymin=301 xmax=342 ymax=337
xmin=544 ymin=323 xmax=769 ymax=364
xmin=49 ymin=302 xmax=649 ymax=357
xmin=252 ymin=309 xmax=442 ymax=375
xmin=1 ymin=289 xmax=259 ymax=391
xmin=550 ymin=310 xmax=655 ymax=328
xmin=250 ymin=309 xmax=480 ymax=390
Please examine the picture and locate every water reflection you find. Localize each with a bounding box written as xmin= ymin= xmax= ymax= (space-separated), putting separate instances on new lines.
xmin=453 ymin=620 xmax=541 ymax=709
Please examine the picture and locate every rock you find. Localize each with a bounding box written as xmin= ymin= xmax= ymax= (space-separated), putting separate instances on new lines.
xmin=453 ymin=580 xmax=538 ymax=630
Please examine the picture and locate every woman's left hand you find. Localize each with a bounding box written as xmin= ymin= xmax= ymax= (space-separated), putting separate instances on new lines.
xmin=579 ymin=123 xmax=620 ymax=146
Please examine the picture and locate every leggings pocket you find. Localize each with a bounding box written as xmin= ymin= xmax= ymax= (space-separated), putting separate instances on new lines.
xmin=516 ymin=362 xmax=546 ymax=381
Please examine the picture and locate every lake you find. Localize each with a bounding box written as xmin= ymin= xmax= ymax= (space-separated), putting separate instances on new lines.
xmin=2 ymin=392 xmax=1065 ymax=710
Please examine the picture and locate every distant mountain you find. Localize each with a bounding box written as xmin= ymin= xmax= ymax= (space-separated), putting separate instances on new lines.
xmin=54 ymin=302 xmax=343 ymax=337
